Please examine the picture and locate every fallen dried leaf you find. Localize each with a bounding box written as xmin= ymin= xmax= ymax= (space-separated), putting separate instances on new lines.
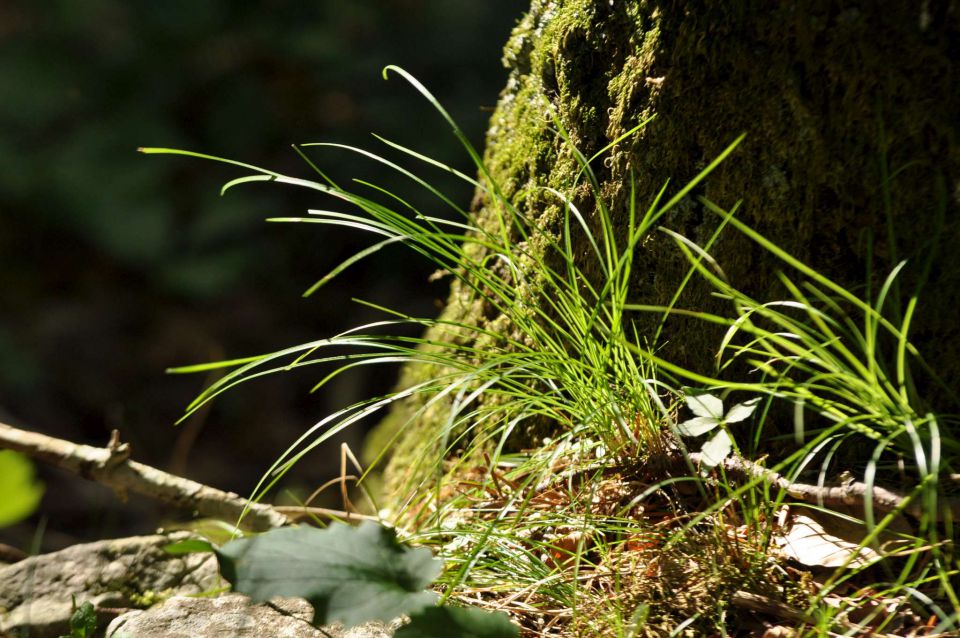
xmin=773 ymin=512 xmax=881 ymax=568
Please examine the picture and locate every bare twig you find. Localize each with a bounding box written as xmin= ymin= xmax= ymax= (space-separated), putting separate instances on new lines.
xmin=0 ymin=421 xmax=289 ymax=531
xmin=273 ymin=505 xmax=378 ymax=523
xmin=730 ymin=590 xmax=808 ymax=624
xmin=730 ymin=591 xmax=906 ymax=638
xmin=687 ymin=452 xmax=960 ymax=520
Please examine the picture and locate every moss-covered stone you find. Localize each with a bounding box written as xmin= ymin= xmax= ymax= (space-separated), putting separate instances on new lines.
xmin=370 ymin=0 xmax=960 ymax=505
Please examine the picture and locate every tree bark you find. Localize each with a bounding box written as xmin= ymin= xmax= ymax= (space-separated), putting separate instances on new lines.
xmin=370 ymin=0 xmax=960 ymax=500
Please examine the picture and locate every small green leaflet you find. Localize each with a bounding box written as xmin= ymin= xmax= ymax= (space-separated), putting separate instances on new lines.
xmin=675 ymin=392 xmax=760 ymax=470
xmin=0 ymin=450 xmax=44 ymax=527
xmin=397 ymin=607 xmax=518 ymax=638
xmin=216 ymin=521 xmax=441 ymax=628
xmin=700 ymin=429 xmax=733 ymax=468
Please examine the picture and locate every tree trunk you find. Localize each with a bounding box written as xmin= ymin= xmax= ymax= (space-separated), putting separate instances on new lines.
xmin=370 ymin=0 xmax=960 ymax=500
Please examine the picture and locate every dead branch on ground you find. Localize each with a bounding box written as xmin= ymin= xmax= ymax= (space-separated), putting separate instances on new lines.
xmin=686 ymin=452 xmax=960 ymax=520
xmin=0 ymin=421 xmax=289 ymax=531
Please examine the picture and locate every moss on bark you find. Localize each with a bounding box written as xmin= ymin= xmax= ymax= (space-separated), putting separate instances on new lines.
xmin=369 ymin=0 xmax=960 ymax=503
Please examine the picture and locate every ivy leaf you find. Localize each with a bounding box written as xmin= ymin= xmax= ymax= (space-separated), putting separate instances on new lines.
xmin=723 ymin=397 xmax=760 ymax=423
xmin=700 ymin=429 xmax=733 ymax=469
xmin=675 ymin=415 xmax=720 ymax=437
xmin=0 ymin=450 xmax=44 ymax=527
xmin=397 ymin=607 xmax=519 ymax=638
xmin=216 ymin=521 xmax=441 ymax=628
xmin=684 ymin=392 xmax=724 ymax=419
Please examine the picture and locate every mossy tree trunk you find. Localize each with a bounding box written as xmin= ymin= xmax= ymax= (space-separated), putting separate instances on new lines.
xmin=371 ymin=0 xmax=960 ymax=499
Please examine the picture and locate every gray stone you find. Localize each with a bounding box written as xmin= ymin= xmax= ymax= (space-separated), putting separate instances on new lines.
xmin=105 ymin=594 xmax=397 ymax=638
xmin=0 ymin=532 xmax=218 ymax=638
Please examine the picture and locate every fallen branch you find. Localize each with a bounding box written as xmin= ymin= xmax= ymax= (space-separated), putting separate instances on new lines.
xmin=273 ymin=505 xmax=379 ymax=523
xmin=729 ymin=591 xmax=910 ymax=638
xmin=687 ymin=452 xmax=960 ymax=520
xmin=730 ymin=590 xmax=808 ymax=625
xmin=0 ymin=421 xmax=289 ymax=532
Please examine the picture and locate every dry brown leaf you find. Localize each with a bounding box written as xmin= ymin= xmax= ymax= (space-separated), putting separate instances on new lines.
xmin=773 ymin=512 xmax=881 ymax=568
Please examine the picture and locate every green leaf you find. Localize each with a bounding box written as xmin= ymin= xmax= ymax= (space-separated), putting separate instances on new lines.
xmin=674 ymin=416 xmax=719 ymax=437
xmin=59 ymin=601 xmax=96 ymax=638
xmin=216 ymin=521 xmax=441 ymax=628
xmin=684 ymin=392 xmax=724 ymax=419
xmin=397 ymin=607 xmax=519 ymax=638
xmin=0 ymin=450 xmax=44 ymax=527
xmin=723 ymin=397 xmax=760 ymax=423
xmin=700 ymin=429 xmax=733 ymax=469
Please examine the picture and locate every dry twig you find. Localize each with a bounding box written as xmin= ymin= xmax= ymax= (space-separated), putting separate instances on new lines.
xmin=686 ymin=452 xmax=960 ymax=520
xmin=0 ymin=421 xmax=289 ymax=531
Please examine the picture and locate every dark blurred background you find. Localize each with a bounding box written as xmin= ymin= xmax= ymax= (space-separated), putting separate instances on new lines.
xmin=0 ymin=1 xmax=522 ymax=551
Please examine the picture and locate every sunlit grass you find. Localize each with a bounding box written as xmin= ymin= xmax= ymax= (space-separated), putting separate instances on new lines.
xmin=147 ymin=66 xmax=959 ymax=636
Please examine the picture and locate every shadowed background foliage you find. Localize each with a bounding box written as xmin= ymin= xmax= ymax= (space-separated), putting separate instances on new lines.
xmin=0 ymin=1 xmax=521 ymax=550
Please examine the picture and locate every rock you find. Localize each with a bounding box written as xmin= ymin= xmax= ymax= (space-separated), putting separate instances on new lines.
xmin=105 ymin=594 xmax=398 ymax=638
xmin=0 ymin=532 xmax=218 ymax=638
xmin=0 ymin=533 xmax=400 ymax=638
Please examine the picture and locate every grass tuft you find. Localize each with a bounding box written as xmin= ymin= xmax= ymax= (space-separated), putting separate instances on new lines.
xmin=156 ymin=68 xmax=958 ymax=636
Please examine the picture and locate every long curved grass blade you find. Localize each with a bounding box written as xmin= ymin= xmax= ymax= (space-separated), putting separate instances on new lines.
xmin=301 ymin=142 xmax=467 ymax=217
xmin=303 ymin=236 xmax=409 ymax=297
xmin=220 ymin=174 xmax=275 ymax=195
xmin=371 ymin=134 xmax=481 ymax=190
xmin=166 ymin=355 xmax=269 ymax=374
xmin=381 ymin=65 xmax=513 ymax=245
xmin=652 ymin=134 xmax=745 ymax=222
xmin=138 ymin=147 xmax=283 ymax=177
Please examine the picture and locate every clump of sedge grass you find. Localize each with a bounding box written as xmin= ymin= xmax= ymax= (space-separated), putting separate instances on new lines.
xmin=145 ymin=67 xmax=958 ymax=636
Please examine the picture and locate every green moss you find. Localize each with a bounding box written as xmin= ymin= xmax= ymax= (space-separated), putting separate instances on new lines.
xmin=128 ymin=588 xmax=174 ymax=608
